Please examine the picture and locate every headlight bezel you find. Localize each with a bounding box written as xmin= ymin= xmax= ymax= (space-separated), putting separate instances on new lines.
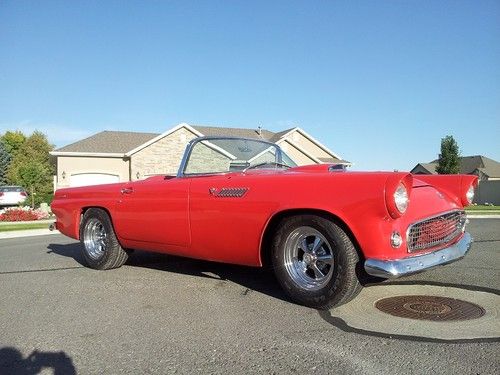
xmin=385 ymin=174 xmax=413 ymax=219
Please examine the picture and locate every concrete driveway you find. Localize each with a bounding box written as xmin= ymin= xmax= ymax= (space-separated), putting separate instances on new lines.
xmin=0 ymin=219 xmax=499 ymax=374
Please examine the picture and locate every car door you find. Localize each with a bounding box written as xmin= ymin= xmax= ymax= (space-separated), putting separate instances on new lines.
xmin=113 ymin=177 xmax=191 ymax=247
xmin=188 ymin=173 xmax=276 ymax=266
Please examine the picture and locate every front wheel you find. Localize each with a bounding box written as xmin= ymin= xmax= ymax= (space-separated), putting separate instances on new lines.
xmin=80 ymin=208 xmax=128 ymax=270
xmin=272 ymin=215 xmax=362 ymax=309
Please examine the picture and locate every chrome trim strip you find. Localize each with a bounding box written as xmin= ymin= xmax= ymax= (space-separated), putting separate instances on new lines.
xmin=364 ymin=232 xmax=472 ymax=278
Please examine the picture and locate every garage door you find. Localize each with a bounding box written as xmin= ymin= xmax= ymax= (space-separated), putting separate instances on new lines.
xmin=70 ymin=173 xmax=120 ymax=187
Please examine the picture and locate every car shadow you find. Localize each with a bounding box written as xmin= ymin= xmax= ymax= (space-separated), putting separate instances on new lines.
xmin=47 ymin=242 xmax=87 ymax=266
xmin=46 ymin=242 xmax=289 ymax=303
xmin=0 ymin=346 xmax=76 ymax=375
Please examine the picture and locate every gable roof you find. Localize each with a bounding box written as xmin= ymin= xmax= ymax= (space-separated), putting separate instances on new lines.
xmin=53 ymin=130 xmax=158 ymax=155
xmin=51 ymin=123 xmax=346 ymax=163
xmin=474 ymin=156 xmax=500 ymax=178
xmin=192 ymin=125 xmax=276 ymax=141
xmin=268 ymin=128 xmax=296 ymax=143
xmin=454 ymin=155 xmax=500 ymax=177
xmin=411 ymin=156 xmax=500 ymax=177
xmin=411 ymin=162 xmax=437 ymax=174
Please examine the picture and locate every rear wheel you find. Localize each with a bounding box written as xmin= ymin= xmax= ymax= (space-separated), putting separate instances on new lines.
xmin=80 ymin=208 xmax=128 ymax=270
xmin=272 ymin=215 xmax=362 ymax=309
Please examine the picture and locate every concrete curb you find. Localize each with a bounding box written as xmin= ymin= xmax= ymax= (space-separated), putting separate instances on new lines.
xmin=467 ymin=215 xmax=500 ymax=219
xmin=0 ymin=219 xmax=54 ymax=227
xmin=0 ymin=229 xmax=60 ymax=240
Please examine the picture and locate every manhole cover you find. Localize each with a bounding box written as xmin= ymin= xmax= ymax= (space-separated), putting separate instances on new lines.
xmin=375 ymin=295 xmax=485 ymax=321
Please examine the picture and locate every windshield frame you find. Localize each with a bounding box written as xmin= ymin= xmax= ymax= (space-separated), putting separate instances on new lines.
xmin=177 ymin=136 xmax=289 ymax=178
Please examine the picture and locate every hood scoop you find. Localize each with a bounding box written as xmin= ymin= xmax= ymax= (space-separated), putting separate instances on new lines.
xmin=413 ymin=178 xmax=431 ymax=188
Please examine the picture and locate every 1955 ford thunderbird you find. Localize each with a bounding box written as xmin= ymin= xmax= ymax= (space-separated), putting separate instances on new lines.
xmin=51 ymin=136 xmax=477 ymax=309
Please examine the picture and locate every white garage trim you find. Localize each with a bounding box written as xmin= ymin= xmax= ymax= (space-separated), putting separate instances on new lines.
xmin=70 ymin=173 xmax=120 ymax=187
xmin=50 ymin=151 xmax=126 ymax=157
xmin=125 ymin=123 xmax=203 ymax=157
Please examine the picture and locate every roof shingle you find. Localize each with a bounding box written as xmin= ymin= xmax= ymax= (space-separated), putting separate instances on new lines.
xmin=52 ymin=125 xmax=345 ymax=165
xmin=413 ymin=156 xmax=500 ymax=178
xmin=55 ymin=130 xmax=158 ymax=154
xmin=192 ymin=125 xmax=276 ymax=141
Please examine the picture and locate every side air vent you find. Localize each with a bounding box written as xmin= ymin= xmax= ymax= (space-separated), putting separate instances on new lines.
xmin=209 ymin=187 xmax=249 ymax=198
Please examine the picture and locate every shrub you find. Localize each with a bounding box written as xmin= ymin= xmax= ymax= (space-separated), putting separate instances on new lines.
xmin=0 ymin=206 xmax=50 ymax=221
xmin=36 ymin=191 xmax=54 ymax=206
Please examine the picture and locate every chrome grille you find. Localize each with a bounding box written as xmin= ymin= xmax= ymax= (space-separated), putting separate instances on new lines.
xmin=407 ymin=211 xmax=467 ymax=252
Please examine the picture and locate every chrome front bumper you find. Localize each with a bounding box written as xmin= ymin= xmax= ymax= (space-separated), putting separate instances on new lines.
xmin=364 ymin=232 xmax=473 ymax=278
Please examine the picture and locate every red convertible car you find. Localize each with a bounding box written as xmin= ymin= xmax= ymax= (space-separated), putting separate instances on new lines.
xmin=51 ymin=136 xmax=476 ymax=309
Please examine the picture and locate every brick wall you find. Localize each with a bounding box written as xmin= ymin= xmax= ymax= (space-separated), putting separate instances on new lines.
xmin=130 ymin=128 xmax=198 ymax=179
xmin=184 ymin=142 xmax=232 ymax=174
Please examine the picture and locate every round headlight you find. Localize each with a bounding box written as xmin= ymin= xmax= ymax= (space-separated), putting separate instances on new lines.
xmin=466 ymin=185 xmax=475 ymax=204
xmin=394 ymin=183 xmax=409 ymax=214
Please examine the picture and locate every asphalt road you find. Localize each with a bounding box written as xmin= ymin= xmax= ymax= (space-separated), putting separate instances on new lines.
xmin=0 ymin=219 xmax=499 ymax=374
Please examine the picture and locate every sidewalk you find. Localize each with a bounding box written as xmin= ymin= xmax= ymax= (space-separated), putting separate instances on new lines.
xmin=0 ymin=228 xmax=60 ymax=239
xmin=0 ymin=219 xmax=58 ymax=239
xmin=0 ymin=219 xmax=54 ymax=226
xmin=467 ymin=214 xmax=500 ymax=219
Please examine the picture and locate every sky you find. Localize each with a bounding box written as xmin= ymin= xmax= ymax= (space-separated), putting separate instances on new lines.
xmin=1 ymin=0 xmax=499 ymax=171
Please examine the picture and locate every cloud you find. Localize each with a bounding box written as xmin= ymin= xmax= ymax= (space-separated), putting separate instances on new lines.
xmin=0 ymin=121 xmax=92 ymax=148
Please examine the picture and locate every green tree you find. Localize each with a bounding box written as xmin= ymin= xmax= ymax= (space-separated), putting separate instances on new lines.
xmin=7 ymin=131 xmax=54 ymax=206
xmin=436 ymin=135 xmax=460 ymax=174
xmin=1 ymin=130 xmax=26 ymax=156
xmin=0 ymin=141 xmax=11 ymax=185
xmin=18 ymin=161 xmax=52 ymax=207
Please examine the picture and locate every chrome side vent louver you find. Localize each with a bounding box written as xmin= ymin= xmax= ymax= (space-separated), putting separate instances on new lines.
xmin=209 ymin=187 xmax=249 ymax=198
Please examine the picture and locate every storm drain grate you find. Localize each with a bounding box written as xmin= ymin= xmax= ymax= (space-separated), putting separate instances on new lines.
xmin=375 ymin=295 xmax=485 ymax=321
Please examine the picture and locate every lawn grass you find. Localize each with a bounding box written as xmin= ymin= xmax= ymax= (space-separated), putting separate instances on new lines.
xmin=0 ymin=223 xmax=51 ymax=232
xmin=465 ymin=205 xmax=500 ymax=211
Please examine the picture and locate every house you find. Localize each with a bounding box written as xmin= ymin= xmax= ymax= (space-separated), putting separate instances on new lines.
xmin=411 ymin=155 xmax=500 ymax=205
xmin=50 ymin=123 xmax=349 ymax=189
xmin=411 ymin=155 xmax=500 ymax=181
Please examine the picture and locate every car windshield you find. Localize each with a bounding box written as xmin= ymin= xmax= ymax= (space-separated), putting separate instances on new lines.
xmin=182 ymin=137 xmax=297 ymax=175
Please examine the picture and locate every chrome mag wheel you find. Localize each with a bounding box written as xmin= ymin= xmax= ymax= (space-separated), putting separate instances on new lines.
xmin=83 ymin=218 xmax=108 ymax=260
xmin=283 ymin=226 xmax=335 ymax=290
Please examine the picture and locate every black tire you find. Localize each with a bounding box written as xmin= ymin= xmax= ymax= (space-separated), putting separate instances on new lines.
xmin=79 ymin=208 xmax=128 ymax=270
xmin=271 ymin=215 xmax=362 ymax=309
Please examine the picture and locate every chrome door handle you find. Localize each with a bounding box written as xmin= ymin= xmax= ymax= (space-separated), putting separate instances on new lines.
xmin=120 ymin=187 xmax=134 ymax=194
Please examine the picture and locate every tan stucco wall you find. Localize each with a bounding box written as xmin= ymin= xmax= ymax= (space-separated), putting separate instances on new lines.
xmin=130 ymin=127 xmax=198 ymax=179
xmin=282 ymin=130 xmax=331 ymax=159
xmin=251 ymin=150 xmax=278 ymax=165
xmin=56 ymin=156 xmax=129 ymax=189
xmin=280 ymin=140 xmax=317 ymax=165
